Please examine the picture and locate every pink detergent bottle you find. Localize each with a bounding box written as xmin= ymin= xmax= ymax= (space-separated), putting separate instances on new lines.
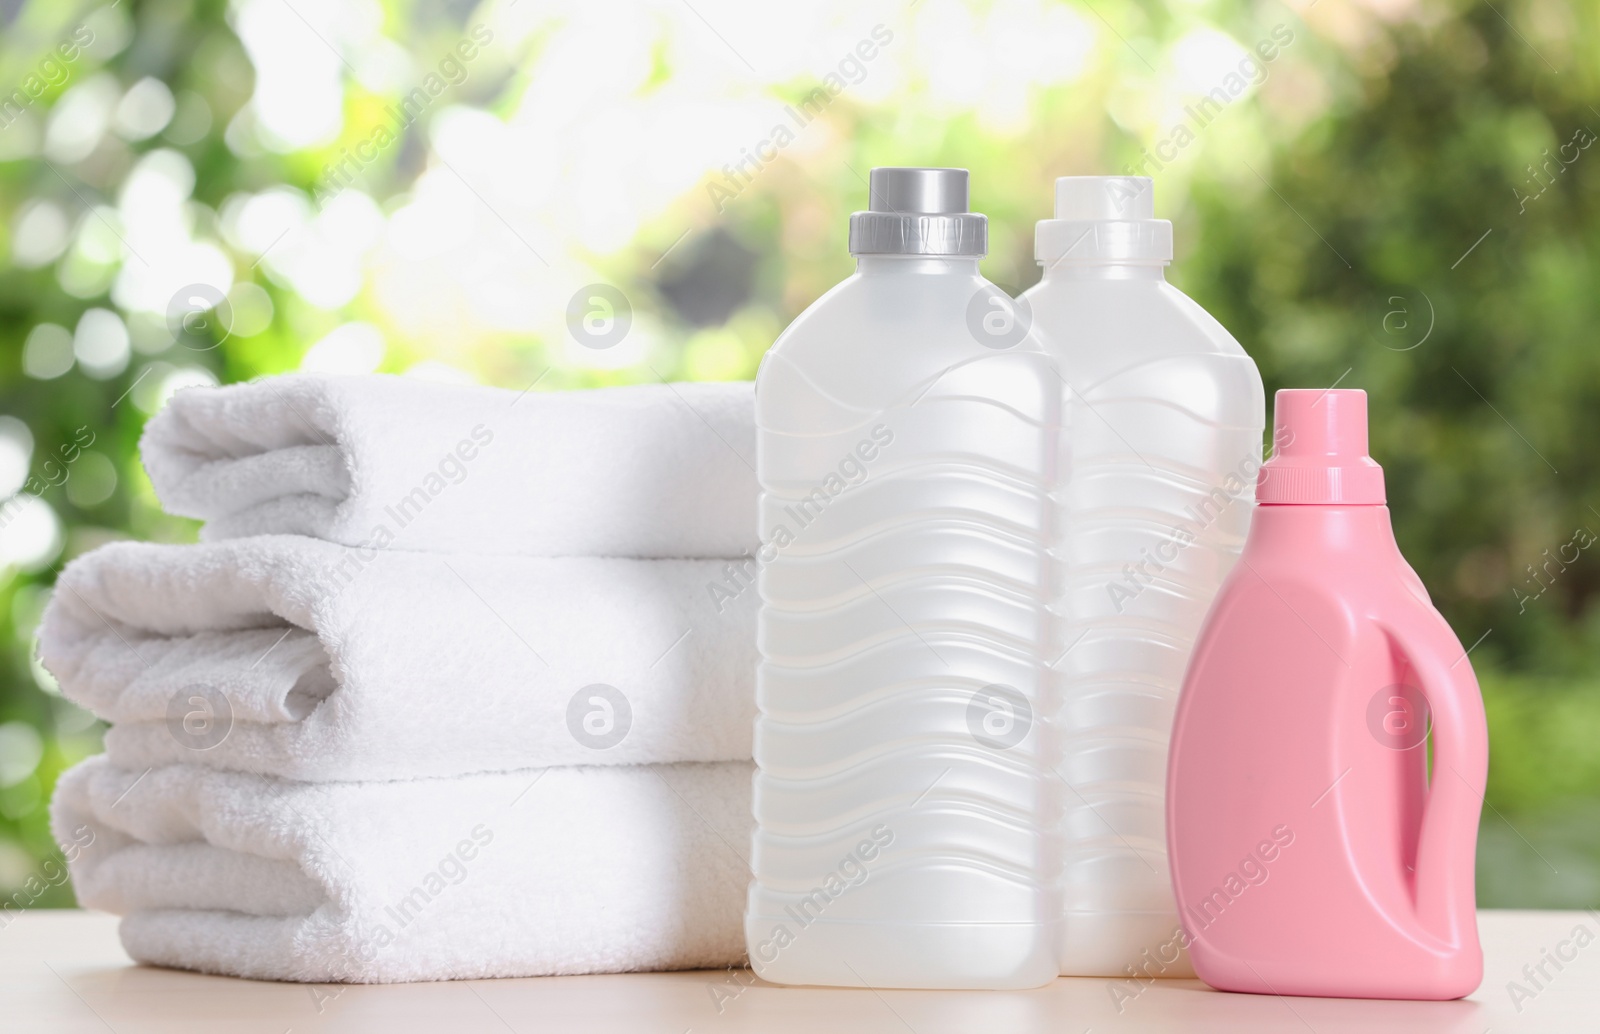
xmin=1167 ymin=388 xmax=1488 ymax=1000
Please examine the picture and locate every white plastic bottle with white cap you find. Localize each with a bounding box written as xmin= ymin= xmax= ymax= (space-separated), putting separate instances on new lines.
xmin=1021 ymin=176 xmax=1265 ymax=976
xmin=746 ymin=168 xmax=1064 ymax=989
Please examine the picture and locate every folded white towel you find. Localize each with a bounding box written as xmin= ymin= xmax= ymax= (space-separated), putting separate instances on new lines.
xmin=53 ymin=756 xmax=752 ymax=982
xmin=140 ymin=374 xmax=758 ymax=558
xmin=40 ymin=536 xmax=757 ymax=781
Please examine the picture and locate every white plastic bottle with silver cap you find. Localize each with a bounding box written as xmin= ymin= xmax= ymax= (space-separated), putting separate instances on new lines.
xmin=746 ymin=167 xmax=1064 ymax=989
xmin=1020 ymin=177 xmax=1264 ymax=976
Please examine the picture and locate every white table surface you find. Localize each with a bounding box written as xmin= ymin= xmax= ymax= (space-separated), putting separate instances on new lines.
xmin=1 ymin=909 xmax=1591 ymax=1032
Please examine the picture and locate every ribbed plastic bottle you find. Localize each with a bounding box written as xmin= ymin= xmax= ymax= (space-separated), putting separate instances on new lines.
xmin=1019 ymin=176 xmax=1264 ymax=976
xmin=746 ymin=168 xmax=1064 ymax=989
xmin=1168 ymin=389 xmax=1487 ymax=999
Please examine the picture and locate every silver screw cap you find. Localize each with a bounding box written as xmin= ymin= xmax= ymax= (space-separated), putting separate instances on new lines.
xmin=848 ymin=167 xmax=988 ymax=257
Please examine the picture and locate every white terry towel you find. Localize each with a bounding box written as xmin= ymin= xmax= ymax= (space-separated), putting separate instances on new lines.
xmin=140 ymin=374 xmax=758 ymax=558
xmin=53 ymin=756 xmax=753 ymax=982
xmin=39 ymin=536 xmax=757 ymax=781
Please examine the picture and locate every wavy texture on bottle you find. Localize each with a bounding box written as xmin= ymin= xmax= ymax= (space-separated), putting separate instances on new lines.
xmin=749 ymin=343 xmax=1064 ymax=988
xmin=1055 ymin=351 xmax=1263 ymax=974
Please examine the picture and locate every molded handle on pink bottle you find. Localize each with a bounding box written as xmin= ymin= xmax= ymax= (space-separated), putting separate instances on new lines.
xmin=1374 ymin=611 xmax=1488 ymax=952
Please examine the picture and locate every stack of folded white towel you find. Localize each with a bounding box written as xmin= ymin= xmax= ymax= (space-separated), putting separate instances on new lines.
xmin=44 ymin=374 xmax=762 ymax=982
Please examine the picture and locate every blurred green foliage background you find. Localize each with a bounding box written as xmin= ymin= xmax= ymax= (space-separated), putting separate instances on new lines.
xmin=0 ymin=0 xmax=1596 ymax=909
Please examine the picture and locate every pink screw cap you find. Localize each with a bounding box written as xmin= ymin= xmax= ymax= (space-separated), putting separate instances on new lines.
xmin=1256 ymin=388 xmax=1386 ymax=504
